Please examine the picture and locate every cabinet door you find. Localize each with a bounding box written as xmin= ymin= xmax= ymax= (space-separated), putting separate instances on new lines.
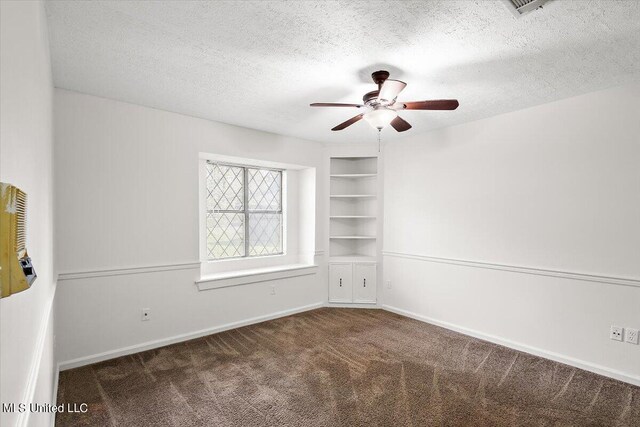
xmin=353 ymin=263 xmax=376 ymax=303
xmin=329 ymin=263 xmax=353 ymax=303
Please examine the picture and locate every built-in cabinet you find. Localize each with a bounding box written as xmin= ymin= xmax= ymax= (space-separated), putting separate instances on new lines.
xmin=328 ymin=156 xmax=379 ymax=304
xmin=353 ymin=263 xmax=377 ymax=303
xmin=328 ymin=263 xmax=352 ymax=302
xmin=329 ymin=262 xmax=377 ymax=303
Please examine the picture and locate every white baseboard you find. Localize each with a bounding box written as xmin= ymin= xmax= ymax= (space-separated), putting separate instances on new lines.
xmin=17 ymin=286 xmax=56 ymax=427
xmin=382 ymin=304 xmax=640 ymax=387
xmin=58 ymin=302 xmax=324 ymax=371
xmin=325 ymin=302 xmax=381 ymax=309
xmin=50 ymin=365 xmax=59 ymax=427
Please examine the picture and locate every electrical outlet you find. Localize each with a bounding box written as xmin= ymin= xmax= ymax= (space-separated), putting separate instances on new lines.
xmin=625 ymin=328 xmax=639 ymax=345
xmin=141 ymin=308 xmax=151 ymax=321
xmin=386 ymin=280 xmax=392 ymax=289
xmin=270 ymin=285 xmax=276 ymax=295
xmin=610 ymin=325 xmax=623 ymax=341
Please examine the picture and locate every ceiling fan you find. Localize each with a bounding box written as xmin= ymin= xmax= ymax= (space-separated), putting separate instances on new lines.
xmin=310 ymin=70 xmax=459 ymax=132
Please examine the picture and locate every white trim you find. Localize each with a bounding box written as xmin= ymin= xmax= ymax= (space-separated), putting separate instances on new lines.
xmin=382 ymin=304 xmax=640 ymax=387
xmin=17 ymin=285 xmax=56 ymax=427
xmin=196 ymin=264 xmax=317 ymax=291
xmin=58 ymin=302 xmax=324 ymax=371
xmin=383 ymin=251 xmax=640 ymax=288
xmin=50 ymin=364 xmax=60 ymax=427
xmin=330 ymin=215 xmax=377 ymax=219
xmin=330 ymin=174 xmax=377 ymax=178
xmin=199 ymin=157 xmax=208 ymax=263
xmin=325 ymin=302 xmax=380 ymax=309
xmin=57 ymin=262 xmax=200 ymax=281
xmin=198 ymin=152 xmax=312 ymax=171
xmin=330 ymin=236 xmax=377 ymax=240
xmin=329 ymin=256 xmax=376 ymax=263
xmin=329 ymin=194 xmax=376 ymax=198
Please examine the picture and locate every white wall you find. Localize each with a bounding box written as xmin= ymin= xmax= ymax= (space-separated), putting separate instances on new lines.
xmin=54 ymin=89 xmax=327 ymax=366
xmin=382 ymin=83 xmax=640 ymax=385
xmin=0 ymin=2 xmax=56 ymax=426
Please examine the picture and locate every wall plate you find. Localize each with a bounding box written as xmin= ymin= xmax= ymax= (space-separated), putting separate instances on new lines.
xmin=610 ymin=325 xmax=623 ymax=341
xmin=625 ymin=328 xmax=639 ymax=345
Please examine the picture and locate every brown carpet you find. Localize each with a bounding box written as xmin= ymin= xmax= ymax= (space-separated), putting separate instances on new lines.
xmin=56 ymin=308 xmax=640 ymax=426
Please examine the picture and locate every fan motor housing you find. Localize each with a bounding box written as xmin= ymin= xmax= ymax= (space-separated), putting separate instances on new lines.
xmin=362 ymin=90 xmax=379 ymax=105
xmin=371 ymin=70 xmax=390 ymax=86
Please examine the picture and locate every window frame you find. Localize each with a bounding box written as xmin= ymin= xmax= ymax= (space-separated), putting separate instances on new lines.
xmin=205 ymin=160 xmax=285 ymax=261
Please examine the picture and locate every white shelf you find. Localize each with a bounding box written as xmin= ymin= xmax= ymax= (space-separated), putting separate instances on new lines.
xmin=330 ymin=174 xmax=377 ymax=178
xmin=330 ymin=215 xmax=376 ymax=219
xmin=329 ymin=255 xmax=376 ymax=263
xmin=330 ymin=194 xmax=376 ymax=198
xmin=330 ymin=236 xmax=376 ymax=240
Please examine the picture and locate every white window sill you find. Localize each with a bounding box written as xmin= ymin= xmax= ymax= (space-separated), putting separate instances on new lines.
xmin=196 ymin=263 xmax=318 ymax=291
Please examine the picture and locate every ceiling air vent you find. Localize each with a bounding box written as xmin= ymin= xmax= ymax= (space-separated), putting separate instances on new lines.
xmin=501 ymin=0 xmax=550 ymax=17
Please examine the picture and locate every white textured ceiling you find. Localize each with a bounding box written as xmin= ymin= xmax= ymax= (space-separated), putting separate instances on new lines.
xmin=45 ymin=0 xmax=640 ymax=144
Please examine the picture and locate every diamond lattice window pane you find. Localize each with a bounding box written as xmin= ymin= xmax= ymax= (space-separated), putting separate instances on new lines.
xmin=248 ymin=168 xmax=281 ymax=211
xmin=248 ymin=213 xmax=282 ymax=256
xmin=207 ymin=212 xmax=245 ymax=259
xmin=207 ymin=163 xmax=244 ymax=211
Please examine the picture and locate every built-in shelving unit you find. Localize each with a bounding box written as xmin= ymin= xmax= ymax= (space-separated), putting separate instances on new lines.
xmin=328 ymin=156 xmax=379 ymax=305
xmin=329 ymin=156 xmax=378 ymax=262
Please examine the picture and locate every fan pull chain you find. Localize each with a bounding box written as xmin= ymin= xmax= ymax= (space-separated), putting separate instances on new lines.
xmin=378 ymin=129 xmax=381 ymax=152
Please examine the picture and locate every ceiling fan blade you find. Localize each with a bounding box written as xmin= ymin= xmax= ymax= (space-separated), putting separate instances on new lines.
xmin=397 ymin=99 xmax=459 ymax=110
xmin=310 ymin=103 xmax=363 ymax=108
xmin=390 ymin=116 xmax=412 ymax=132
xmin=331 ymin=113 xmax=364 ymax=131
xmin=378 ymin=79 xmax=407 ymax=103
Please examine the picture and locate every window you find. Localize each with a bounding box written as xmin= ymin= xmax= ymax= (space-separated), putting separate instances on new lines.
xmin=205 ymin=161 xmax=283 ymax=260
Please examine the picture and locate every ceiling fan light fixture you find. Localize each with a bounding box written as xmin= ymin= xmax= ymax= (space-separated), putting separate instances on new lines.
xmin=364 ymin=108 xmax=397 ymax=130
xmin=310 ymin=70 xmax=458 ymax=132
